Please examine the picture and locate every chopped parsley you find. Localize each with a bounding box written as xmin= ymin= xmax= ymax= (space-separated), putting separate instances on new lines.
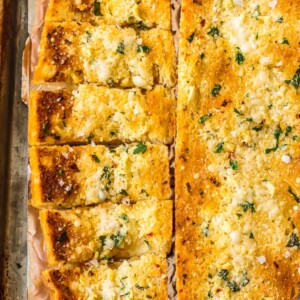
xmin=42 ymin=122 xmax=50 ymax=137
xmin=235 ymin=48 xmax=245 ymax=65
xmin=236 ymin=213 xmax=242 ymax=219
xmin=93 ymin=1 xmax=102 ymax=16
xmin=285 ymin=66 xmax=300 ymax=91
xmin=286 ymin=233 xmax=300 ymax=247
xmin=119 ymin=214 xmax=130 ymax=223
xmin=101 ymin=256 xmax=111 ymax=261
xmin=234 ymin=108 xmax=244 ymax=116
xmin=100 ymin=166 xmax=112 ymax=191
xmin=136 ymin=21 xmax=150 ymax=30
xmin=211 ymin=84 xmax=222 ymax=96
xmin=265 ymin=127 xmax=282 ymax=154
xmin=249 ymin=232 xmax=254 ymax=239
xmin=110 ymin=231 xmax=126 ymax=247
xmin=91 ymin=154 xmax=100 ymax=163
xmin=214 ymin=142 xmax=224 ymax=153
xmin=252 ymin=121 xmax=264 ymax=132
xmin=144 ymin=238 xmax=152 ymax=249
xmin=137 ymin=45 xmax=151 ymax=53
xmin=276 ymin=17 xmax=283 ymax=23
xmin=203 ymin=227 xmax=209 ymax=237
xmin=252 ymin=5 xmax=260 ymax=19
xmin=119 ymin=189 xmax=128 ymax=196
xmin=117 ymin=42 xmax=125 ymax=54
xmin=187 ymin=31 xmax=196 ymax=43
xmin=87 ymin=133 xmax=94 ymax=143
xmin=99 ymin=235 xmax=106 ymax=246
xmin=241 ymin=277 xmax=250 ymax=287
xmin=133 ymin=142 xmax=147 ymax=154
xmin=288 ymin=186 xmax=300 ymax=203
xmin=285 ymin=126 xmax=292 ymax=136
xmin=227 ymin=281 xmax=240 ymax=292
xmin=282 ymin=37 xmax=289 ymax=45
xmin=229 ymin=160 xmax=238 ymax=170
xmin=200 ymin=53 xmax=205 ymax=59
xmin=239 ymin=201 xmax=255 ymax=213
xmin=141 ymin=189 xmax=149 ymax=196
xmin=218 ymin=269 xmax=229 ymax=280
xmin=207 ymin=26 xmax=219 ymax=37
xmin=58 ymin=169 xmax=64 ymax=175
xmin=292 ymin=135 xmax=299 ymax=141
xmin=135 ymin=284 xmax=149 ymax=290
xmin=199 ymin=113 xmax=212 ymax=124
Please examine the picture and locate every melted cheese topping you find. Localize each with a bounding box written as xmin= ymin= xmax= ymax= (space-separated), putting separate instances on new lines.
xmin=176 ymin=0 xmax=300 ymax=298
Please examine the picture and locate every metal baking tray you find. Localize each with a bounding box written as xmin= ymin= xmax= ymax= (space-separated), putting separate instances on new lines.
xmin=0 ymin=0 xmax=28 ymax=299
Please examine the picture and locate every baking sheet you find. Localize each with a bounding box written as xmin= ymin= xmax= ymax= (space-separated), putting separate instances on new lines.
xmin=0 ymin=0 xmax=28 ymax=299
xmin=23 ymin=0 xmax=180 ymax=299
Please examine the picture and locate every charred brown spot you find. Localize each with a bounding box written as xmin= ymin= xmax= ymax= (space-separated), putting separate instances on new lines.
xmin=46 ymin=212 xmax=71 ymax=261
xmin=48 ymin=26 xmax=71 ymax=65
xmin=186 ymin=182 xmax=192 ymax=193
xmin=49 ymin=269 xmax=75 ymax=299
xmin=46 ymin=25 xmax=80 ymax=81
xmin=221 ymin=99 xmax=231 ymax=107
xmin=178 ymin=154 xmax=187 ymax=162
xmin=71 ymin=0 xmax=93 ymax=12
xmin=210 ymin=176 xmax=220 ymax=187
xmin=228 ymin=151 xmax=235 ymax=160
xmin=37 ymin=91 xmax=73 ymax=141
xmin=39 ymin=148 xmax=79 ymax=202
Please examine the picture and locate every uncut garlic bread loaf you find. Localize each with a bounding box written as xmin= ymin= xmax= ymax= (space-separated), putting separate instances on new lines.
xmin=28 ymin=85 xmax=175 ymax=146
xmin=176 ymin=0 xmax=300 ymax=299
xmin=45 ymin=0 xmax=171 ymax=30
xmin=33 ymin=22 xmax=176 ymax=88
xmin=43 ymin=254 xmax=168 ymax=300
xmin=30 ymin=144 xmax=170 ymax=209
xmin=40 ymin=200 xmax=172 ymax=265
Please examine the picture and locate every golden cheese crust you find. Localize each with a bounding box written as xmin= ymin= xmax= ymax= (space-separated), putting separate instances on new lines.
xmin=28 ymin=85 xmax=175 ymax=146
xmin=30 ymin=144 xmax=170 ymax=209
xmin=176 ymin=0 xmax=300 ymax=299
xmin=43 ymin=254 xmax=168 ymax=300
xmin=33 ymin=22 xmax=176 ymax=88
xmin=45 ymin=0 xmax=171 ymax=30
xmin=40 ymin=200 xmax=172 ymax=265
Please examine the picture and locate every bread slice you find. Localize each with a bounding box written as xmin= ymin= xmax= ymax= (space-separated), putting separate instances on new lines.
xmin=33 ymin=22 xmax=176 ymax=88
xmin=28 ymin=85 xmax=175 ymax=146
xmin=45 ymin=0 xmax=171 ymax=30
xmin=30 ymin=144 xmax=170 ymax=209
xmin=176 ymin=0 xmax=300 ymax=299
xmin=40 ymin=200 xmax=172 ymax=265
xmin=43 ymin=254 xmax=168 ymax=300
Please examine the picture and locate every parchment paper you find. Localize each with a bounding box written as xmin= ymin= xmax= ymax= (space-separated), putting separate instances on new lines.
xmin=23 ymin=1 xmax=181 ymax=299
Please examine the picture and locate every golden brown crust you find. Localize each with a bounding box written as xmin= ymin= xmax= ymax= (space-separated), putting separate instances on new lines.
xmin=176 ymin=0 xmax=300 ymax=299
xmin=45 ymin=0 xmax=171 ymax=30
xmin=30 ymin=144 xmax=170 ymax=209
xmin=43 ymin=254 xmax=168 ymax=300
xmin=28 ymin=85 xmax=175 ymax=146
xmin=33 ymin=22 xmax=176 ymax=88
xmin=40 ymin=200 xmax=172 ymax=265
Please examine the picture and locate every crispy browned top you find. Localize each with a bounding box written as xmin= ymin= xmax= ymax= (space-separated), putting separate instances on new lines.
xmin=38 ymin=148 xmax=79 ymax=204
